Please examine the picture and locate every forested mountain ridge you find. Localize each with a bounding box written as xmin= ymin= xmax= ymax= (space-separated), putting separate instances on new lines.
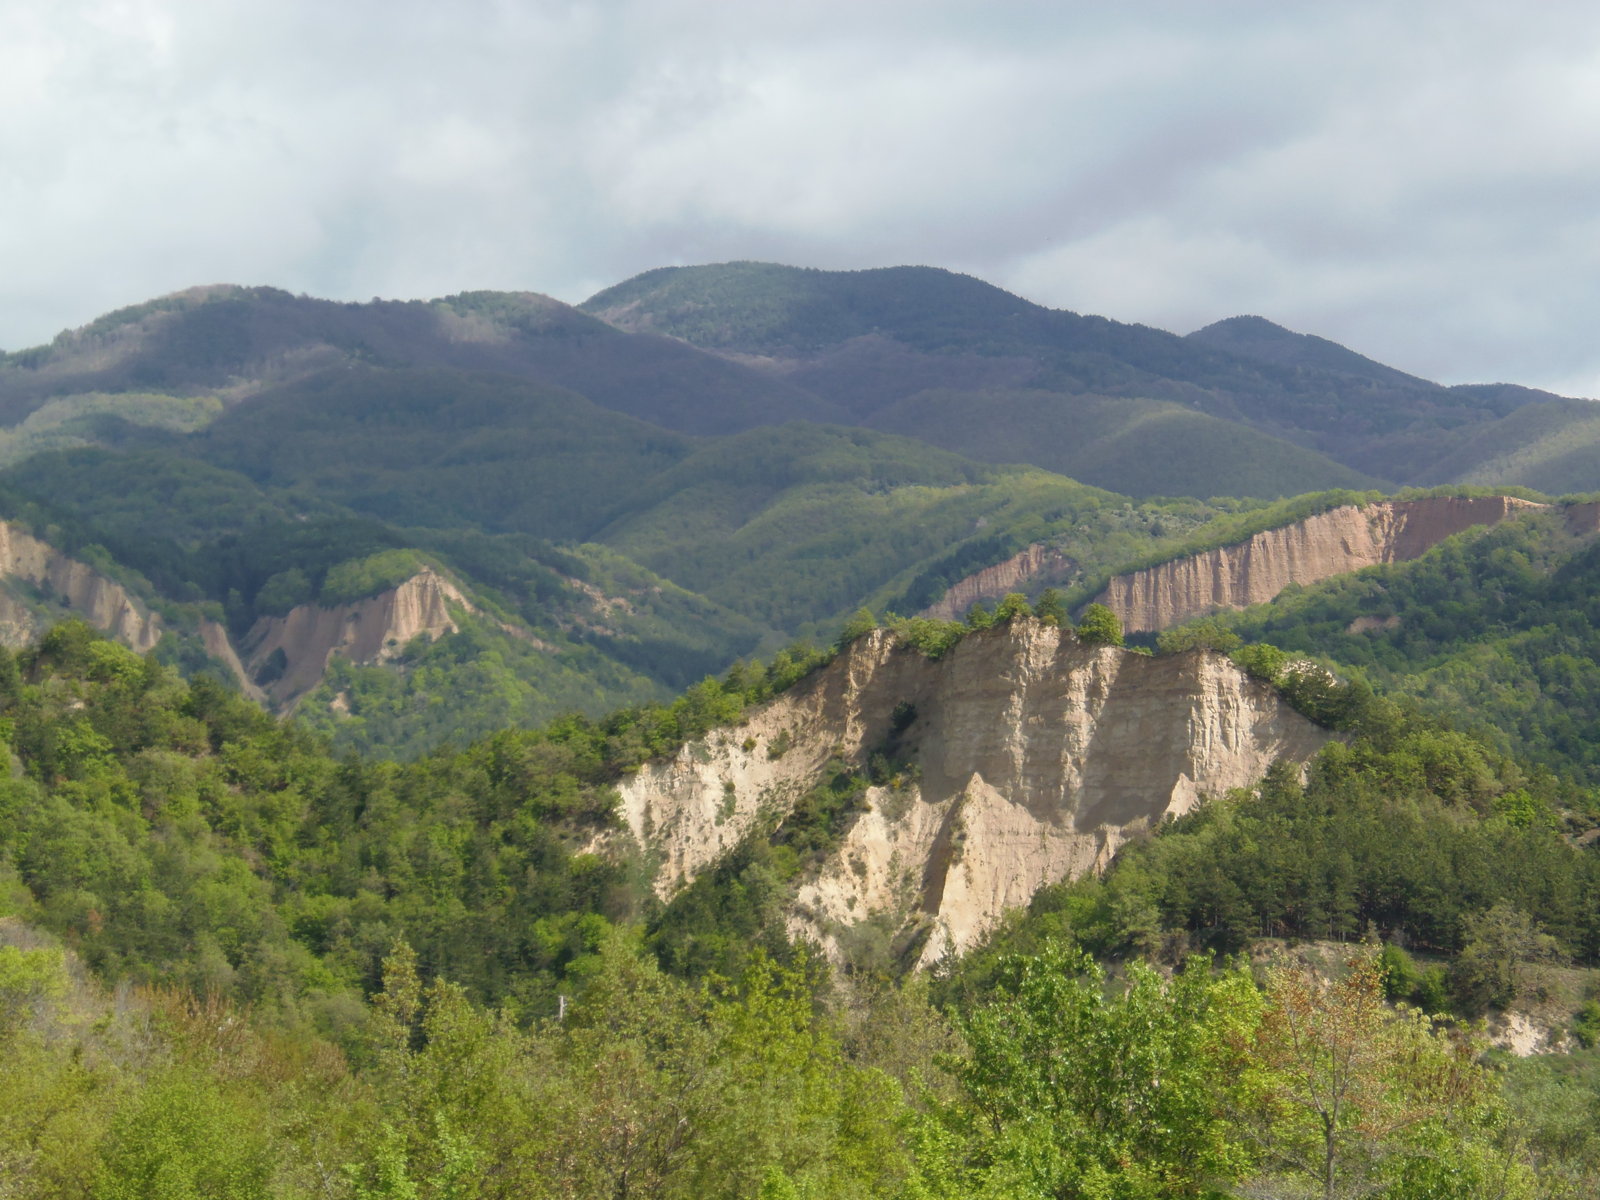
xmin=5 ymin=265 xmax=1584 ymax=508
xmin=0 ymin=284 xmax=846 ymax=433
xmin=7 ymin=268 xmax=1600 ymax=1194
xmin=580 ymin=260 xmax=1578 ymax=485
xmin=0 ymin=267 xmax=1591 ymax=761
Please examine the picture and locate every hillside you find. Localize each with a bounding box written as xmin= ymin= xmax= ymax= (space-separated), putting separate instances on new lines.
xmin=0 ymin=267 xmax=1586 ymax=760
xmin=3 ymin=605 xmax=1598 ymax=1195
xmin=862 ymin=386 xmax=1374 ymax=497
xmin=1152 ymin=503 xmax=1600 ymax=784
xmin=613 ymin=619 xmax=1329 ymax=967
xmin=7 ymin=268 xmax=1600 ymax=1194
xmin=1094 ymin=493 xmax=1547 ymax=632
xmin=582 ymin=261 xmax=1567 ymax=486
xmin=0 ymin=284 xmax=844 ymax=433
xmin=1416 ymin=396 xmax=1600 ymax=493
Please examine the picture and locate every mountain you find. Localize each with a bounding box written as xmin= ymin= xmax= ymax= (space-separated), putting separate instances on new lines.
xmin=1413 ymin=396 xmax=1600 ymax=493
xmin=0 ymin=268 xmax=1586 ymax=758
xmin=0 ymin=284 xmax=847 ymax=434
xmin=861 ymin=387 xmax=1375 ymax=498
xmin=582 ymin=262 xmax=1569 ymax=487
xmin=10 ymin=271 xmax=1600 ymax=1196
xmin=1185 ymin=314 xmax=1431 ymax=386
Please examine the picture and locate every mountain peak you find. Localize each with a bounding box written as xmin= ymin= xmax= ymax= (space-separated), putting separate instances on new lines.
xmin=1187 ymin=314 xmax=1427 ymax=386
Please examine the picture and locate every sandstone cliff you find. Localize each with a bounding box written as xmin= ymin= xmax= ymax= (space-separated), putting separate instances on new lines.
xmin=614 ymin=620 xmax=1330 ymax=966
xmin=240 ymin=568 xmax=470 ymax=707
xmin=1095 ymin=495 xmax=1544 ymax=634
xmin=920 ymin=544 xmax=1075 ymax=620
xmin=0 ymin=520 xmax=162 ymax=652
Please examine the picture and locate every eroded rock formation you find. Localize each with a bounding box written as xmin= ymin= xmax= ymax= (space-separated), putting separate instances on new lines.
xmin=613 ymin=619 xmax=1330 ymax=966
xmin=240 ymin=568 xmax=470 ymax=707
xmin=0 ymin=520 xmax=162 ymax=652
xmin=919 ymin=543 xmax=1075 ymax=620
xmin=1095 ymin=495 xmax=1544 ymax=634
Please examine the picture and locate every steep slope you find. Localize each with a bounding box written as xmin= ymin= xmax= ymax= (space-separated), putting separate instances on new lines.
xmin=586 ymin=423 xmax=1235 ymax=634
xmin=863 ymin=387 xmax=1374 ymax=498
xmin=236 ymin=567 xmax=471 ymax=707
xmin=0 ymin=452 xmax=776 ymax=756
xmin=1094 ymin=495 xmax=1544 ymax=633
xmin=1416 ymin=397 xmax=1600 ymax=494
xmin=1169 ymin=505 xmax=1600 ymax=783
xmin=614 ymin=620 xmax=1331 ymax=965
xmin=0 ymin=285 xmax=844 ymax=434
xmin=582 ymin=262 xmax=1558 ymax=486
xmin=0 ymin=519 xmax=162 ymax=651
xmin=919 ymin=544 xmax=1077 ymax=620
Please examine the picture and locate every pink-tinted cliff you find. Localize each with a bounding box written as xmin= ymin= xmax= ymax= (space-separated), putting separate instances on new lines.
xmin=1094 ymin=495 xmax=1544 ymax=634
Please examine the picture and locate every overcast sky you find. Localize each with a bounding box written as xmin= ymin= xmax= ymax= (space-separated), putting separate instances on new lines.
xmin=5 ymin=0 xmax=1599 ymax=395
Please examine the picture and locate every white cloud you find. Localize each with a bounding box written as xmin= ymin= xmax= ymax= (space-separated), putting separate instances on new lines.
xmin=2 ymin=0 xmax=1598 ymax=396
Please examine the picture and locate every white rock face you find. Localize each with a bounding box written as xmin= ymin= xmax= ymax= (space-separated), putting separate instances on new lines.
xmin=615 ymin=620 xmax=1331 ymax=966
xmin=0 ymin=520 xmax=162 ymax=652
xmin=241 ymin=568 xmax=469 ymax=706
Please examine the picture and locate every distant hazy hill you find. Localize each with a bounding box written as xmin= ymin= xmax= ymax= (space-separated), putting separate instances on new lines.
xmin=862 ymin=387 xmax=1374 ymax=498
xmin=1413 ymin=397 xmax=1600 ymax=494
xmin=0 ymin=264 xmax=1586 ymax=755
xmin=584 ymin=262 xmax=1568 ymax=488
xmin=0 ymin=284 xmax=846 ymax=434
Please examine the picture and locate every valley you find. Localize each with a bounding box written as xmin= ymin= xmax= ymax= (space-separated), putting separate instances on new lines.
xmin=2 ymin=264 xmax=1600 ymax=1197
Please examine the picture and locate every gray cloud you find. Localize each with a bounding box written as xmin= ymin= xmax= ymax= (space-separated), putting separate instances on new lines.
xmin=3 ymin=0 xmax=1599 ymax=396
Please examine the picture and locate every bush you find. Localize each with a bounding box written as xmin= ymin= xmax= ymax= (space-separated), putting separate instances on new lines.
xmin=1157 ymin=619 xmax=1241 ymax=655
xmin=1075 ymin=604 xmax=1123 ymax=647
xmin=1572 ymin=999 xmax=1600 ymax=1048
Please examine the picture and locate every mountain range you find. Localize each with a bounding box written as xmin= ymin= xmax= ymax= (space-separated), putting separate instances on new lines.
xmin=7 ymin=265 xmax=1600 ymax=1194
xmin=0 ymin=262 xmax=1595 ymax=755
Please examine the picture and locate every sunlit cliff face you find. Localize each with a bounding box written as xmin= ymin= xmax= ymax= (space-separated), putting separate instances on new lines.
xmin=611 ymin=620 xmax=1330 ymax=966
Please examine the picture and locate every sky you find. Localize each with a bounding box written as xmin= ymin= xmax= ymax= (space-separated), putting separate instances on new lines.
xmin=4 ymin=0 xmax=1600 ymax=396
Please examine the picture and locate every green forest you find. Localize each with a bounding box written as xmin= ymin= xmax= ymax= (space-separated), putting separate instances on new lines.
xmin=4 ymin=273 xmax=1600 ymax=1198
xmin=4 ymin=612 xmax=1600 ymax=1198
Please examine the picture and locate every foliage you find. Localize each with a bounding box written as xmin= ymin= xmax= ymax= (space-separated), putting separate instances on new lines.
xmin=867 ymin=386 xmax=1375 ymax=499
xmin=1238 ymin=948 xmax=1522 ymax=1199
xmin=0 ymin=622 xmax=810 ymax=1016
xmin=1200 ymin=506 xmax=1600 ymax=784
xmin=1157 ymin=618 xmax=1241 ymax=655
xmin=1448 ymin=902 xmax=1565 ymax=1015
xmin=837 ymin=607 xmax=878 ymax=647
xmin=946 ymin=705 xmax=1600 ymax=992
xmin=319 ymin=549 xmax=432 ymax=606
xmin=887 ymin=616 xmax=967 ymax=659
xmin=917 ymin=942 xmax=1258 ymax=1198
xmin=0 ymin=614 xmax=1591 ymax=1195
xmin=1075 ymin=603 xmax=1124 ymax=647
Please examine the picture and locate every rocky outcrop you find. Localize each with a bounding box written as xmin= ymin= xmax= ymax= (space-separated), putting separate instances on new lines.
xmin=920 ymin=544 xmax=1075 ymax=620
xmin=1095 ymin=495 xmax=1544 ymax=634
xmin=0 ymin=520 xmax=162 ymax=651
xmin=199 ymin=619 xmax=267 ymax=704
xmin=240 ymin=569 xmax=470 ymax=707
xmin=613 ymin=620 xmax=1330 ymax=966
xmin=1564 ymin=501 xmax=1600 ymax=536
